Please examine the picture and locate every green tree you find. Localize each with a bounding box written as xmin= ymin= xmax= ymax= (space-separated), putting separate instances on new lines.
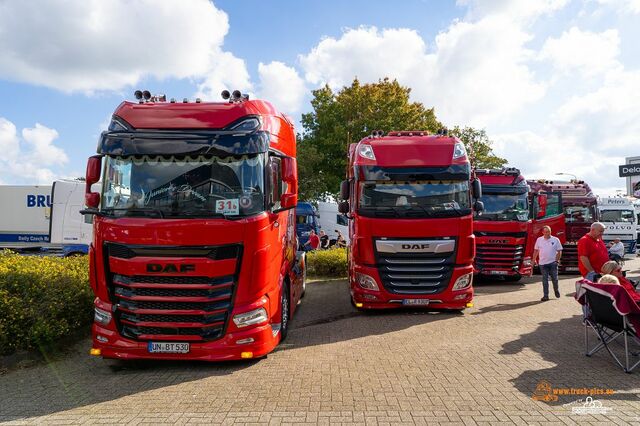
xmin=298 ymin=78 xmax=442 ymax=200
xmin=450 ymin=126 xmax=507 ymax=169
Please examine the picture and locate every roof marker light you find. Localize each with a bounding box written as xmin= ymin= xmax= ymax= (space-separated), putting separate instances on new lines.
xmin=358 ymin=144 xmax=376 ymax=160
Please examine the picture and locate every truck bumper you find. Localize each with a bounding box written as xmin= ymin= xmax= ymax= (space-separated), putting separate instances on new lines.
xmin=91 ymin=322 xmax=280 ymax=362
xmin=350 ymin=264 xmax=474 ymax=310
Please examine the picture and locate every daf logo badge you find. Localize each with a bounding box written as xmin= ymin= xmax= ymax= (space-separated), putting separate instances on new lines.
xmin=402 ymin=244 xmax=430 ymax=250
xmin=488 ymin=239 xmax=509 ymax=244
xmin=146 ymin=263 xmax=196 ymax=273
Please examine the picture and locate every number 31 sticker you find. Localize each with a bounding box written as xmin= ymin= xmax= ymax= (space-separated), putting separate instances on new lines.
xmin=216 ymin=199 xmax=239 ymax=215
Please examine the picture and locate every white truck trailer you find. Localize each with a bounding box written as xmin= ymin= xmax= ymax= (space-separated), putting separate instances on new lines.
xmin=49 ymin=179 xmax=93 ymax=256
xmin=317 ymin=201 xmax=350 ymax=244
xmin=0 ymin=181 xmax=92 ymax=256
xmin=0 ymin=185 xmax=53 ymax=252
xmin=598 ymin=197 xmax=638 ymax=254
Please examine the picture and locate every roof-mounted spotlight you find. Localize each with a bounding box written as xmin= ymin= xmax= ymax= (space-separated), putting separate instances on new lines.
xmin=232 ymin=90 xmax=242 ymax=100
xmin=142 ymin=90 xmax=151 ymax=101
xmin=134 ymin=90 xmax=143 ymax=100
xmin=221 ymin=90 xmax=230 ymax=100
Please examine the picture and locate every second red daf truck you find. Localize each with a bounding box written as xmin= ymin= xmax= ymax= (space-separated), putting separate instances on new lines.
xmin=83 ymin=90 xmax=303 ymax=361
xmin=528 ymin=179 xmax=597 ymax=273
xmin=473 ymin=168 xmax=565 ymax=281
xmin=339 ymin=130 xmax=482 ymax=310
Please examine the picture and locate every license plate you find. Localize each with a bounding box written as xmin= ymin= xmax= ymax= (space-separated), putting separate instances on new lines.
xmin=148 ymin=342 xmax=190 ymax=354
xmin=488 ymin=270 xmax=508 ymax=275
xmin=402 ymin=299 xmax=430 ymax=306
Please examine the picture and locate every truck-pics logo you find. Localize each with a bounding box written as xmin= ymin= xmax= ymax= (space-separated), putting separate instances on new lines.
xmin=146 ymin=263 xmax=196 ymax=273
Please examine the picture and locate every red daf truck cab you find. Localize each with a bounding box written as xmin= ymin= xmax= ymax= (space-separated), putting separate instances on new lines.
xmin=82 ymin=90 xmax=303 ymax=361
xmin=473 ymin=168 xmax=565 ymax=282
xmin=338 ymin=131 xmax=481 ymax=310
xmin=527 ymin=179 xmax=596 ymax=273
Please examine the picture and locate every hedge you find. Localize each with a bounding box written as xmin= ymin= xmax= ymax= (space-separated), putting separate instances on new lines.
xmin=0 ymin=251 xmax=93 ymax=356
xmin=306 ymin=247 xmax=348 ymax=278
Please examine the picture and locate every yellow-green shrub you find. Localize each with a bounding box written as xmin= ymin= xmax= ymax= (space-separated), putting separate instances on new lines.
xmin=0 ymin=251 xmax=92 ymax=355
xmin=306 ymin=247 xmax=348 ymax=277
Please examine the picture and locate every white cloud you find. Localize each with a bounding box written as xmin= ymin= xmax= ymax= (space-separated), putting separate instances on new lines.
xmin=593 ymin=0 xmax=640 ymax=14
xmin=196 ymin=51 xmax=252 ymax=101
xmin=298 ymin=21 xmax=546 ymax=127
xmin=540 ymin=27 xmax=621 ymax=77
xmin=256 ymin=62 xmax=307 ymax=113
xmin=0 ymin=118 xmax=20 ymax=162
xmin=0 ymin=118 xmax=69 ymax=184
xmin=459 ymin=0 xmax=570 ymax=22
xmin=0 ymin=0 xmax=246 ymax=94
xmin=22 ymin=124 xmax=68 ymax=166
xmin=492 ymin=69 xmax=640 ymax=196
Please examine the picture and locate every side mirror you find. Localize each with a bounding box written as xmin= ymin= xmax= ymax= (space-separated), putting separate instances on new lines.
xmin=472 ymin=179 xmax=482 ymax=199
xmin=338 ymin=201 xmax=350 ymax=214
xmin=280 ymin=193 xmax=297 ymax=209
xmin=85 ymin=192 xmax=100 ymax=209
xmin=340 ymin=180 xmax=350 ymax=200
xmin=474 ymin=200 xmax=484 ymax=213
xmin=281 ymin=157 xmax=297 ymax=183
xmin=84 ymin=156 xmax=102 ymax=210
xmin=86 ymin=155 xmax=102 ymax=186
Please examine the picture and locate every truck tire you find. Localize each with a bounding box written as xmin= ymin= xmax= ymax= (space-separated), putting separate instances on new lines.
xmin=279 ymin=282 xmax=290 ymax=342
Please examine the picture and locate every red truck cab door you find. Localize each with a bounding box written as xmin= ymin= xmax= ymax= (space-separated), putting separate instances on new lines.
xmin=531 ymin=192 xmax=566 ymax=243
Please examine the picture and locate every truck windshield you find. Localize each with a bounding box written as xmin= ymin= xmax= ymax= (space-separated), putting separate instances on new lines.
xmin=101 ymin=154 xmax=265 ymax=218
xmin=564 ymin=205 xmax=594 ymax=223
xmin=358 ymin=180 xmax=470 ymax=218
xmin=476 ymin=193 xmax=529 ymax=222
xmin=599 ymin=209 xmax=635 ymax=223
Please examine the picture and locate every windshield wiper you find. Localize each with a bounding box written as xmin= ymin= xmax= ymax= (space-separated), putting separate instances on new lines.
xmin=102 ymin=207 xmax=165 ymax=218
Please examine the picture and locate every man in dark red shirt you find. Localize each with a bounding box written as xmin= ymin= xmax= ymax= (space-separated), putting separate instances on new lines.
xmin=577 ymin=222 xmax=609 ymax=280
xmin=304 ymin=230 xmax=320 ymax=251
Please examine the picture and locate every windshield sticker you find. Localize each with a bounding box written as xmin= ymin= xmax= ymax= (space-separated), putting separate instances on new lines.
xmin=216 ymin=199 xmax=240 ymax=215
xmin=142 ymin=183 xmax=206 ymax=205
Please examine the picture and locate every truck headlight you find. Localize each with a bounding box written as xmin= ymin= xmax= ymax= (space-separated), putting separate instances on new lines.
xmin=522 ymin=258 xmax=532 ymax=267
xmin=94 ymin=307 xmax=112 ymax=325
xmin=356 ymin=273 xmax=379 ymax=291
xmin=233 ymin=307 xmax=268 ymax=328
xmin=452 ymin=273 xmax=472 ymax=290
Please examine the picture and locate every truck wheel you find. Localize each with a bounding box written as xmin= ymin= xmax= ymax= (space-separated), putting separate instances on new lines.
xmin=279 ymin=282 xmax=290 ymax=342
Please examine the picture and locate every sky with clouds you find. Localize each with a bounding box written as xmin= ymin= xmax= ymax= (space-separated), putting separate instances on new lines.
xmin=0 ymin=0 xmax=638 ymax=196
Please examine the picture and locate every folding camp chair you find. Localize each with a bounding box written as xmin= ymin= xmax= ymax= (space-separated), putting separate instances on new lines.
xmin=575 ymin=280 xmax=640 ymax=373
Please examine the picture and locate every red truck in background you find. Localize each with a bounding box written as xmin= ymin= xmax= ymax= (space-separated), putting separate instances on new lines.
xmin=338 ymin=130 xmax=482 ymax=310
xmin=527 ymin=179 xmax=597 ymax=273
xmin=473 ymin=168 xmax=565 ymax=282
xmin=83 ymin=90 xmax=303 ymax=361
